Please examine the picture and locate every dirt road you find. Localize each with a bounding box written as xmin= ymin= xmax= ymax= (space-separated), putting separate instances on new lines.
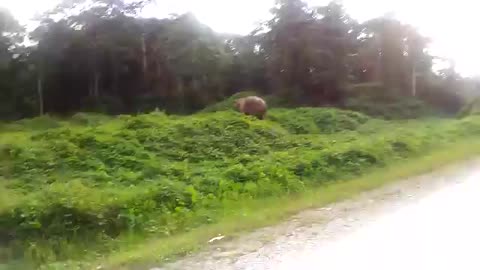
xmin=155 ymin=159 xmax=480 ymax=270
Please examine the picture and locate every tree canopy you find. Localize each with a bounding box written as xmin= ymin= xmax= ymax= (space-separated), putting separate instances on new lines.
xmin=0 ymin=0 xmax=476 ymax=119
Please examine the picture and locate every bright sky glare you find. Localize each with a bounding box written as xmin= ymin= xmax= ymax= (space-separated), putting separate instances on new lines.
xmin=1 ymin=0 xmax=479 ymax=77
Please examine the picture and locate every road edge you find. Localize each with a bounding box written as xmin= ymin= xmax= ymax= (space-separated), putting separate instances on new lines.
xmin=97 ymin=139 xmax=480 ymax=269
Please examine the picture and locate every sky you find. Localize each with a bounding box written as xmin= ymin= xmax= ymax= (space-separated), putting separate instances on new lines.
xmin=1 ymin=0 xmax=479 ymax=77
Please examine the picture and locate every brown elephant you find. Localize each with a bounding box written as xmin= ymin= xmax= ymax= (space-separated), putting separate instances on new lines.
xmin=234 ymin=96 xmax=267 ymax=120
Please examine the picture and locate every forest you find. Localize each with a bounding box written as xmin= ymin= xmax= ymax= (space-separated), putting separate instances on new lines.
xmin=3 ymin=0 xmax=480 ymax=269
xmin=0 ymin=0 xmax=478 ymax=119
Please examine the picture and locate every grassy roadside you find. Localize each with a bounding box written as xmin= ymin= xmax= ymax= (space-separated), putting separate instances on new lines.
xmin=96 ymin=138 xmax=480 ymax=270
xmin=4 ymin=111 xmax=480 ymax=270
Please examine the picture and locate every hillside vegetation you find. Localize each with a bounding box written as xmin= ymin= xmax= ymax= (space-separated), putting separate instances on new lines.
xmin=2 ymin=0 xmax=480 ymax=268
xmin=1 ymin=0 xmax=476 ymax=120
xmin=2 ymin=107 xmax=480 ymax=268
xmin=458 ymin=97 xmax=480 ymax=118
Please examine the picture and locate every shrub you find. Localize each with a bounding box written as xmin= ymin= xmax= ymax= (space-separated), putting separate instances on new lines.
xmin=344 ymin=84 xmax=436 ymax=119
xmin=200 ymin=91 xmax=259 ymax=113
xmin=1 ymin=106 xmax=478 ymax=267
xmin=69 ymin=113 xmax=111 ymax=126
xmin=458 ymin=97 xmax=480 ymax=118
xmin=268 ymin=108 xmax=369 ymax=134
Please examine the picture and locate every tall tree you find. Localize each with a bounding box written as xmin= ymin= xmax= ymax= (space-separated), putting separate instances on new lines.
xmin=405 ymin=26 xmax=431 ymax=96
xmin=0 ymin=0 xmax=471 ymax=119
xmin=354 ymin=16 xmax=433 ymax=98
xmin=260 ymin=0 xmax=355 ymax=105
xmin=0 ymin=8 xmax=28 ymax=118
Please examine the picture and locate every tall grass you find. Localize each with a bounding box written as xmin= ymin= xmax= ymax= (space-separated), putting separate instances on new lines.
xmin=102 ymin=139 xmax=480 ymax=270
xmin=2 ymin=108 xmax=480 ymax=269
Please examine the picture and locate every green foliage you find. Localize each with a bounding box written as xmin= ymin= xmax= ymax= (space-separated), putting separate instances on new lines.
xmin=2 ymin=0 xmax=473 ymax=120
xmin=69 ymin=113 xmax=112 ymax=126
xmin=268 ymin=108 xmax=369 ymax=134
xmin=0 ymin=0 xmax=478 ymax=266
xmin=458 ymin=97 xmax=480 ymax=118
xmin=200 ymin=91 xmax=259 ymax=113
xmin=2 ymin=108 xmax=480 ymax=267
xmin=344 ymin=84 xmax=436 ymax=119
xmin=0 ymin=115 xmax=63 ymax=132
xmin=201 ymin=91 xmax=292 ymax=114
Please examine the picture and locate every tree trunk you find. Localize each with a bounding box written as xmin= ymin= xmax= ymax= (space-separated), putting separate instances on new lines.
xmin=91 ymin=39 xmax=100 ymax=99
xmin=411 ymin=61 xmax=417 ymax=97
xmin=374 ymin=35 xmax=383 ymax=83
xmin=375 ymin=53 xmax=382 ymax=83
xmin=37 ymin=74 xmax=44 ymax=116
xmin=141 ymin=34 xmax=147 ymax=77
xmin=112 ymin=56 xmax=119 ymax=95
xmin=93 ymin=71 xmax=100 ymax=98
xmin=192 ymin=77 xmax=200 ymax=92
xmin=89 ymin=80 xmax=93 ymax=96
xmin=177 ymin=77 xmax=185 ymax=112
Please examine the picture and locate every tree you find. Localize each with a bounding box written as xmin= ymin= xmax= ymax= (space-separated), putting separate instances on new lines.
xmin=0 ymin=8 xmax=29 ymax=119
xmin=223 ymin=33 xmax=267 ymax=94
xmin=30 ymin=19 xmax=81 ymax=114
xmin=26 ymin=0 xmax=153 ymax=113
xmin=0 ymin=0 xmax=470 ymax=119
xmin=142 ymin=13 xmax=232 ymax=112
xmin=260 ymin=0 xmax=355 ymax=105
xmin=353 ymin=16 xmax=432 ymax=98
xmin=405 ymin=26 xmax=431 ymax=96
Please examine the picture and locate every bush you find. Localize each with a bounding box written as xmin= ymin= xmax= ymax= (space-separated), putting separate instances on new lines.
xmin=458 ymin=97 xmax=480 ymax=118
xmin=80 ymin=96 xmax=124 ymax=115
xmin=0 ymin=115 xmax=64 ymax=132
xmin=344 ymin=83 xmax=436 ymax=119
xmin=268 ymin=108 xmax=369 ymax=134
xmin=69 ymin=113 xmax=111 ymax=126
xmin=1 ymin=107 xmax=479 ymax=267
xmin=201 ymin=92 xmax=293 ymax=114
xmin=200 ymin=91 xmax=259 ymax=113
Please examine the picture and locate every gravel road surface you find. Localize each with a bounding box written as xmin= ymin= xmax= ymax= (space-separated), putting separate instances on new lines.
xmin=154 ymin=159 xmax=480 ymax=270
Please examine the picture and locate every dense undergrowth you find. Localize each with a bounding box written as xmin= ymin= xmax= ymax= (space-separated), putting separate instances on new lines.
xmin=458 ymin=97 xmax=480 ymax=118
xmin=343 ymin=83 xmax=440 ymax=119
xmin=2 ymin=106 xmax=480 ymax=269
xmin=200 ymin=87 xmax=443 ymax=120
